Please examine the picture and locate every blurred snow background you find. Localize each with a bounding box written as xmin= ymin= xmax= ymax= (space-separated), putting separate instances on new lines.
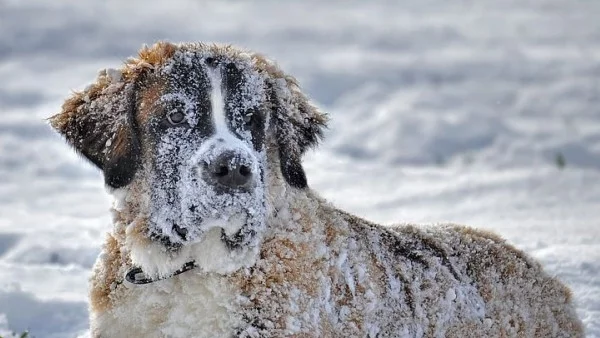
xmin=0 ymin=0 xmax=598 ymax=336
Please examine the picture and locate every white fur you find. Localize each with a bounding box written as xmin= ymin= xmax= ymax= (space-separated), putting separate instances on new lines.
xmin=208 ymin=66 xmax=228 ymax=135
xmin=93 ymin=264 xmax=244 ymax=338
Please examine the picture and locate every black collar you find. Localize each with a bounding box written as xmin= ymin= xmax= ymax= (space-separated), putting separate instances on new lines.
xmin=124 ymin=261 xmax=197 ymax=285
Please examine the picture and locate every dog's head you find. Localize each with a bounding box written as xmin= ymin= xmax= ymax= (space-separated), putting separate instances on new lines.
xmin=50 ymin=42 xmax=326 ymax=273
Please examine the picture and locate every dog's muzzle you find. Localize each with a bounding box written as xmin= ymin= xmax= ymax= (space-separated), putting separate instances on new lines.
xmin=169 ymin=138 xmax=262 ymax=246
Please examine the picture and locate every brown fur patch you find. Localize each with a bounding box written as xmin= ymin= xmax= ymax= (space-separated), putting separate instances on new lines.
xmin=108 ymin=125 xmax=132 ymax=160
xmin=126 ymin=215 xmax=151 ymax=249
xmin=259 ymin=237 xmax=319 ymax=297
xmin=137 ymin=80 xmax=166 ymax=125
xmin=127 ymin=41 xmax=177 ymax=75
xmin=324 ymin=220 xmax=340 ymax=247
xmin=90 ymin=233 xmax=122 ymax=313
xmin=457 ymin=226 xmax=532 ymax=268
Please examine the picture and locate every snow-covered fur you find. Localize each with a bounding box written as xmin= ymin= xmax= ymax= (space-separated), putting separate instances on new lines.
xmin=50 ymin=42 xmax=584 ymax=338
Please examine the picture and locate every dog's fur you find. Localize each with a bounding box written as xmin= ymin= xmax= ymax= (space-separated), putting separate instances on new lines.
xmin=50 ymin=42 xmax=584 ymax=338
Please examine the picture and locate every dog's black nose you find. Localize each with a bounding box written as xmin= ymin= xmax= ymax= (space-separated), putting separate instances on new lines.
xmin=207 ymin=151 xmax=253 ymax=190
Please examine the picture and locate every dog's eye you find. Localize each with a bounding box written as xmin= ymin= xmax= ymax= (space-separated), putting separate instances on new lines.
xmin=243 ymin=113 xmax=253 ymax=125
xmin=167 ymin=111 xmax=186 ymax=125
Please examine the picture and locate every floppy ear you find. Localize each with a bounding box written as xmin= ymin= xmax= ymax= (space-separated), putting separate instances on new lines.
xmin=268 ymin=77 xmax=327 ymax=189
xmin=49 ymin=69 xmax=141 ymax=188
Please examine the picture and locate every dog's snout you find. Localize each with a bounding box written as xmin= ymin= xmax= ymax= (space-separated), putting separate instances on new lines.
xmin=206 ymin=151 xmax=253 ymax=190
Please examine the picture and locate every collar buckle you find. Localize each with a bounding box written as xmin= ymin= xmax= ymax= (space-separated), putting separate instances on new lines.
xmin=124 ymin=261 xmax=197 ymax=285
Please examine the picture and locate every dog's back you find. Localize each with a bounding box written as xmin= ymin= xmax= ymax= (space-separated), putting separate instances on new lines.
xmin=353 ymin=219 xmax=584 ymax=337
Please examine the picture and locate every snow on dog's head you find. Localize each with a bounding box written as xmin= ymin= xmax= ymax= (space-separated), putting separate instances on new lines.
xmin=49 ymin=42 xmax=326 ymax=276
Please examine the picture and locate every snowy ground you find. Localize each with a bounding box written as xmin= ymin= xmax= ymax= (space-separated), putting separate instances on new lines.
xmin=0 ymin=0 xmax=599 ymax=337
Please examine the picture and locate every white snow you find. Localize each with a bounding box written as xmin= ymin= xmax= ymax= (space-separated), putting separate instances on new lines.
xmin=0 ymin=0 xmax=599 ymax=337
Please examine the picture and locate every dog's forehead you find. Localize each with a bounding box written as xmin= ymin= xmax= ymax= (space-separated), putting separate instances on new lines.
xmin=159 ymin=51 xmax=210 ymax=98
xmin=138 ymin=79 xmax=166 ymax=124
xmin=138 ymin=50 xmax=266 ymax=121
xmin=162 ymin=50 xmax=263 ymax=94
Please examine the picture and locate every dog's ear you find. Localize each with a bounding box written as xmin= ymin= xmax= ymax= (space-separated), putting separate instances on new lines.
xmin=267 ymin=77 xmax=327 ymax=189
xmin=49 ymin=69 xmax=141 ymax=189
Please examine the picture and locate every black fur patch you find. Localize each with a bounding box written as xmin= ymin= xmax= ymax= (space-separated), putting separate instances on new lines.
xmin=278 ymin=145 xmax=308 ymax=189
xmin=104 ymin=87 xmax=141 ymax=188
xmin=104 ymin=146 xmax=140 ymax=188
xmin=267 ymin=82 xmax=320 ymax=189
xmin=223 ymin=62 xmax=267 ymax=152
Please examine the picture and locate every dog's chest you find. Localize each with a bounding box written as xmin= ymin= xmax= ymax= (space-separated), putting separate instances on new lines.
xmin=96 ymin=272 xmax=244 ymax=338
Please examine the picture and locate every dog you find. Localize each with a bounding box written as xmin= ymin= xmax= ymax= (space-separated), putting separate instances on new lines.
xmin=50 ymin=42 xmax=584 ymax=337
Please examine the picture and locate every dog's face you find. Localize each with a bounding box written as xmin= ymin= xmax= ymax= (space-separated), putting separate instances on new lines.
xmin=138 ymin=51 xmax=270 ymax=249
xmin=50 ymin=43 xmax=326 ymax=260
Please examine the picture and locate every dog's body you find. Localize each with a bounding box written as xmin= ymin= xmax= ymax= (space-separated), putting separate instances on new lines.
xmin=51 ymin=42 xmax=583 ymax=337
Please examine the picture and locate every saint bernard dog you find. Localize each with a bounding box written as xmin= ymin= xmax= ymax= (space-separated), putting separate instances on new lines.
xmin=50 ymin=42 xmax=583 ymax=338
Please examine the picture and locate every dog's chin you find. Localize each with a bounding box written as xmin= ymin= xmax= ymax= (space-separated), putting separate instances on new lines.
xmin=133 ymin=212 xmax=261 ymax=278
xmin=149 ymin=209 xmax=257 ymax=251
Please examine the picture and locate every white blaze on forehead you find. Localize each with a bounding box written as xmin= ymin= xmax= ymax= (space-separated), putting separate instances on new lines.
xmin=207 ymin=66 xmax=231 ymax=137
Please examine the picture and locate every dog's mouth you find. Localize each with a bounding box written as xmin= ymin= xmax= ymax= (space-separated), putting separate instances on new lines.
xmin=163 ymin=210 xmax=253 ymax=247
